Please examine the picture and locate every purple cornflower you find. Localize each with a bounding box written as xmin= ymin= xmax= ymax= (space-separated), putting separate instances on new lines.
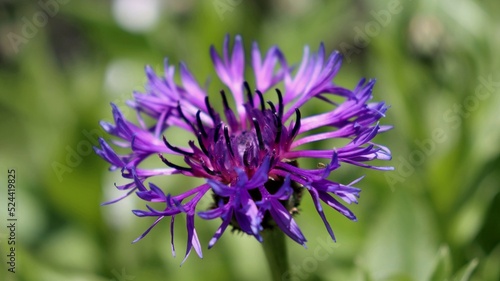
xmin=95 ymin=35 xmax=392 ymax=263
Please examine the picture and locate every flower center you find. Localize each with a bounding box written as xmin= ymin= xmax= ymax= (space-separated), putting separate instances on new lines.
xmin=205 ymin=110 xmax=274 ymax=183
xmin=235 ymin=131 xmax=258 ymax=159
xmin=160 ymin=82 xmax=304 ymax=230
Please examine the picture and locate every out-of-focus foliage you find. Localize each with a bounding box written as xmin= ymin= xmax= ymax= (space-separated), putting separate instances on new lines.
xmin=0 ymin=0 xmax=499 ymax=280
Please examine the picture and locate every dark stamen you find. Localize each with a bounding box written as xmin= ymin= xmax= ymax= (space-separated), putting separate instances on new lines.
xmin=158 ymin=154 xmax=192 ymax=172
xmin=220 ymin=90 xmax=230 ymax=110
xmin=243 ymin=150 xmax=251 ymax=167
xmin=255 ymin=90 xmax=266 ymax=111
xmin=205 ymin=96 xmax=217 ymax=122
xmin=177 ymin=103 xmax=196 ymax=132
xmin=197 ymin=133 xmax=209 ymax=156
xmin=213 ymin=122 xmax=222 ymax=143
xmin=290 ymin=108 xmax=302 ymax=138
xmin=185 ymin=155 xmax=217 ymax=176
xmin=273 ymin=112 xmax=282 ymax=144
xmin=244 ymin=81 xmax=254 ymax=107
xmin=267 ymin=101 xmax=276 ymax=113
xmin=224 ymin=126 xmax=235 ymax=156
xmin=252 ymin=118 xmax=265 ymax=150
xmin=276 ymin=89 xmax=284 ymax=119
xmin=196 ymin=111 xmax=207 ymax=137
xmin=162 ymin=136 xmax=194 ymax=156
xmin=201 ymin=162 xmax=216 ymax=175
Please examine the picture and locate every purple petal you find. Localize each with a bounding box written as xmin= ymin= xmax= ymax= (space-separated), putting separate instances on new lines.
xmin=132 ymin=216 xmax=164 ymax=243
xmin=245 ymin=156 xmax=271 ymax=188
xmin=207 ymin=179 xmax=235 ymax=197
xmin=208 ymin=215 xmax=232 ymax=249
xmin=318 ymin=191 xmax=357 ymax=220
xmin=268 ymin=200 xmax=306 ymax=245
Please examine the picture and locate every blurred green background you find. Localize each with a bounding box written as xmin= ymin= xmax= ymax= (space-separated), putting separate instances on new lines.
xmin=1 ymin=0 xmax=499 ymax=280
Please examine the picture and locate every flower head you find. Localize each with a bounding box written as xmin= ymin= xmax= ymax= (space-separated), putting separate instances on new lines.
xmin=95 ymin=35 xmax=392 ymax=263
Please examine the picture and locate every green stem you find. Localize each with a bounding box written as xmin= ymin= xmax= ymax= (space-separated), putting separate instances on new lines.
xmin=261 ymin=229 xmax=289 ymax=281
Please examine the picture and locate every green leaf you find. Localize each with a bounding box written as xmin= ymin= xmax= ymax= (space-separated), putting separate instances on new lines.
xmin=448 ymin=162 xmax=500 ymax=247
xmin=452 ymin=259 xmax=479 ymax=281
xmin=384 ymin=273 xmax=416 ymax=281
xmin=429 ymin=246 xmax=452 ymax=281
xmin=476 ymin=244 xmax=500 ymax=281
xmin=361 ymin=190 xmax=438 ymax=281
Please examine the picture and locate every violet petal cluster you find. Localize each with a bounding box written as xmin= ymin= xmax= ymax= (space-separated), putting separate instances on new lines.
xmin=95 ymin=35 xmax=392 ymax=263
